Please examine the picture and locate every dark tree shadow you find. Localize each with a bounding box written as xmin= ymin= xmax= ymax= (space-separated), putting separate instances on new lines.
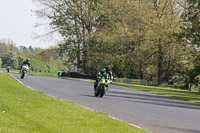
xmin=108 ymin=90 xmax=200 ymax=110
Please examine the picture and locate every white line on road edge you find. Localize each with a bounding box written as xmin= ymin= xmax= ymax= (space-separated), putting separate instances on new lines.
xmin=9 ymin=73 xmax=59 ymax=99
xmin=9 ymin=73 xmax=145 ymax=131
xmin=108 ymin=115 xmax=142 ymax=129
xmin=9 ymin=73 xmax=35 ymax=91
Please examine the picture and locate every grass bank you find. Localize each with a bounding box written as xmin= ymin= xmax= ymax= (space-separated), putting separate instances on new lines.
xmin=0 ymin=73 xmax=150 ymax=133
xmin=113 ymin=82 xmax=200 ymax=104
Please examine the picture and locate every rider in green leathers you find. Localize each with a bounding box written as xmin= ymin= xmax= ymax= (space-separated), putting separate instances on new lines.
xmin=94 ymin=65 xmax=113 ymax=90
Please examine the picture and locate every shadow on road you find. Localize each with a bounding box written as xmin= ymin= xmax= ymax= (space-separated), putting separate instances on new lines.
xmin=162 ymin=126 xmax=200 ymax=133
xmin=108 ymin=90 xmax=200 ymax=110
xmin=79 ymin=94 xmax=97 ymax=98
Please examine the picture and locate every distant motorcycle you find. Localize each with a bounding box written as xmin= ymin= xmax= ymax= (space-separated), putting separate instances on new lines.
xmin=6 ymin=65 xmax=10 ymax=73
xmin=20 ymin=64 xmax=30 ymax=79
xmin=94 ymin=74 xmax=112 ymax=98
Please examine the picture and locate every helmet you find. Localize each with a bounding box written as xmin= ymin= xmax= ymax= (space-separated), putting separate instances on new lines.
xmin=26 ymin=58 xmax=30 ymax=62
xmin=106 ymin=65 xmax=111 ymax=72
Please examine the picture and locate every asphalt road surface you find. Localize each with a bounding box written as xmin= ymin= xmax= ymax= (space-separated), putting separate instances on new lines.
xmin=11 ymin=73 xmax=200 ymax=133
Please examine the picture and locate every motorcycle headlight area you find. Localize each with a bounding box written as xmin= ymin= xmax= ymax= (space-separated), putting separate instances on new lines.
xmin=101 ymin=80 xmax=105 ymax=84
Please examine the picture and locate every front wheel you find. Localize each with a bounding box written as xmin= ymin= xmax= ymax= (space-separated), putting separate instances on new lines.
xmin=100 ymin=86 xmax=105 ymax=97
xmin=21 ymin=71 xmax=25 ymax=79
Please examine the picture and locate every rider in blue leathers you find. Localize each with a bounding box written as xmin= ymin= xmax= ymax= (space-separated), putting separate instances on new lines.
xmin=6 ymin=65 xmax=10 ymax=73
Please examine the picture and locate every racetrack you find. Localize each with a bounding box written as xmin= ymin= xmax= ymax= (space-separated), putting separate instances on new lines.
xmin=11 ymin=73 xmax=200 ymax=133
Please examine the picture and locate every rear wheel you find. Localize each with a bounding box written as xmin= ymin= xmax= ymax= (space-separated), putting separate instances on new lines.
xmin=95 ymin=91 xmax=99 ymax=97
xmin=94 ymin=87 xmax=99 ymax=97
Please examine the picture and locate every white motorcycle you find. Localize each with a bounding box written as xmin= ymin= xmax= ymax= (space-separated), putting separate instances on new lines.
xmin=20 ymin=64 xmax=30 ymax=79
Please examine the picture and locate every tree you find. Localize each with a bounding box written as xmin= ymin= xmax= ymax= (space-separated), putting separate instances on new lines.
xmin=34 ymin=47 xmax=43 ymax=53
xmin=33 ymin=0 xmax=193 ymax=86
xmin=33 ymin=0 xmax=101 ymax=73
xmin=0 ymin=41 xmax=18 ymax=55
xmin=19 ymin=46 xmax=30 ymax=53
xmin=17 ymin=56 xmax=24 ymax=69
xmin=29 ymin=46 xmax=35 ymax=53
xmin=1 ymin=52 xmax=19 ymax=69
xmin=0 ymin=42 xmax=8 ymax=55
xmin=91 ymin=0 xmax=189 ymax=84
xmin=176 ymin=0 xmax=200 ymax=85
xmin=179 ymin=0 xmax=200 ymax=47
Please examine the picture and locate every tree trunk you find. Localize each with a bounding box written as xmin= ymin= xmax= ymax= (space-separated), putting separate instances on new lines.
xmin=139 ymin=61 xmax=144 ymax=79
xmin=157 ymin=40 xmax=163 ymax=85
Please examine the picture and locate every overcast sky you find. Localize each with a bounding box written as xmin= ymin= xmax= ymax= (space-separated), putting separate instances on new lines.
xmin=0 ymin=0 xmax=57 ymax=49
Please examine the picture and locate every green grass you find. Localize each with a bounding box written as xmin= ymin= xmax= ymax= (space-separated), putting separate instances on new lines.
xmin=113 ymin=82 xmax=200 ymax=104
xmin=0 ymin=68 xmax=20 ymax=73
xmin=0 ymin=68 xmax=58 ymax=77
xmin=0 ymin=73 xmax=151 ymax=133
xmin=0 ymin=68 xmax=93 ymax=81
xmin=29 ymin=71 xmax=58 ymax=77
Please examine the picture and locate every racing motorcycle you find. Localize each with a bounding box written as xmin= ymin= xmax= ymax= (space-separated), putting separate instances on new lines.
xmin=20 ymin=64 xmax=30 ymax=79
xmin=94 ymin=74 xmax=112 ymax=98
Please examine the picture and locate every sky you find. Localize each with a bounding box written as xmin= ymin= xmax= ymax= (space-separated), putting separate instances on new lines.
xmin=0 ymin=0 xmax=58 ymax=49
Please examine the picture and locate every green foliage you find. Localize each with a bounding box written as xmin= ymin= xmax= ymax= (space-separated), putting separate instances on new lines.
xmin=179 ymin=0 xmax=200 ymax=46
xmin=0 ymin=40 xmax=69 ymax=73
xmin=112 ymin=58 xmax=125 ymax=78
xmin=92 ymin=0 xmax=189 ymax=84
xmin=33 ymin=0 xmax=195 ymax=85
xmin=0 ymin=43 xmax=8 ymax=55
xmin=194 ymin=75 xmax=200 ymax=86
xmin=1 ymin=52 xmax=19 ymax=69
xmin=17 ymin=56 xmax=24 ymax=69
xmin=189 ymin=52 xmax=200 ymax=84
xmin=18 ymin=53 xmax=52 ymax=72
xmin=34 ymin=0 xmax=103 ymax=72
xmin=175 ymin=0 xmax=200 ymax=85
xmin=0 ymin=41 xmax=18 ymax=55
xmin=17 ymin=47 xmax=68 ymax=73
xmin=19 ymin=46 xmax=43 ymax=53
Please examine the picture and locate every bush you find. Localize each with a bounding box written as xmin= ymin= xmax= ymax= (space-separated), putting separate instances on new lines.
xmin=1 ymin=52 xmax=19 ymax=69
xmin=194 ymin=75 xmax=200 ymax=86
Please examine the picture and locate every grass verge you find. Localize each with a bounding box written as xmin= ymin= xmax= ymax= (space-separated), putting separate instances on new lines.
xmin=113 ymin=82 xmax=200 ymax=104
xmin=0 ymin=68 xmax=57 ymax=77
xmin=28 ymin=71 xmax=58 ymax=77
xmin=0 ymin=68 xmax=19 ymax=74
xmin=0 ymin=73 xmax=151 ymax=133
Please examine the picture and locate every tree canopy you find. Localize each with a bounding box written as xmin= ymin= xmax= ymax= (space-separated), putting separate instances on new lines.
xmin=0 ymin=0 xmax=196 ymax=86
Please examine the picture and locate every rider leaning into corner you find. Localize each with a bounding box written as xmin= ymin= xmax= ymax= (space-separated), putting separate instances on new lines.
xmin=94 ymin=65 xmax=113 ymax=90
xmin=21 ymin=58 xmax=31 ymax=72
xmin=22 ymin=58 xmax=31 ymax=68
